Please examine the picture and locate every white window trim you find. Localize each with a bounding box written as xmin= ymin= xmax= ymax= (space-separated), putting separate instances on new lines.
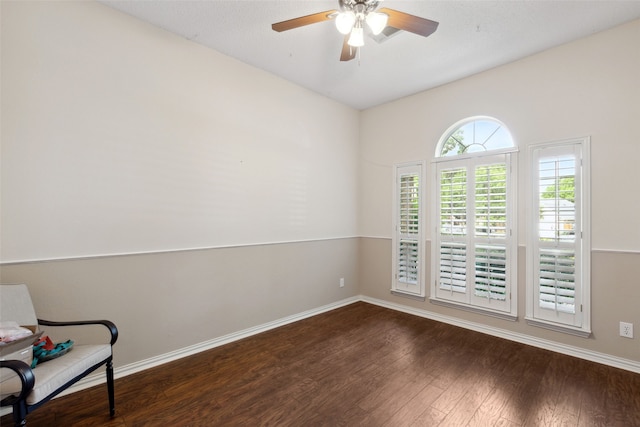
xmin=526 ymin=137 xmax=591 ymax=337
xmin=430 ymin=150 xmax=518 ymax=319
xmin=392 ymin=161 xmax=426 ymax=299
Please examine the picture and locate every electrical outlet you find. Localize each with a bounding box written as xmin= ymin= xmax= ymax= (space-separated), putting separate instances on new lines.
xmin=620 ymin=322 xmax=633 ymax=339
xmin=339 ymin=278 xmax=345 ymax=288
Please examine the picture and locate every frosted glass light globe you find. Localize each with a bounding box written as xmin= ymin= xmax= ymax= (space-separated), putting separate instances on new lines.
xmin=366 ymin=12 xmax=388 ymax=35
xmin=348 ymin=26 xmax=364 ymax=47
xmin=335 ymin=11 xmax=356 ymax=34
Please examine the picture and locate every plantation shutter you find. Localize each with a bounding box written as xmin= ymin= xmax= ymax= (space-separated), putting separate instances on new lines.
xmin=538 ymin=249 xmax=576 ymax=314
xmin=437 ymin=166 xmax=468 ymax=299
xmin=435 ymin=155 xmax=513 ymax=312
xmin=392 ymin=162 xmax=424 ymax=296
xmin=529 ymin=141 xmax=585 ymax=329
xmin=472 ymin=163 xmax=509 ymax=306
xmin=474 ymin=245 xmax=507 ymax=301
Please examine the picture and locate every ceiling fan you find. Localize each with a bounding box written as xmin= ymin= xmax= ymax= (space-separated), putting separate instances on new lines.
xmin=271 ymin=0 xmax=439 ymax=62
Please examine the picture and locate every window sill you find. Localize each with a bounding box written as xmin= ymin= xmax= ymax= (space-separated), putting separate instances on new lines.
xmin=525 ymin=317 xmax=591 ymax=338
xmin=391 ymin=290 xmax=426 ymax=302
xmin=429 ymin=297 xmax=517 ymax=322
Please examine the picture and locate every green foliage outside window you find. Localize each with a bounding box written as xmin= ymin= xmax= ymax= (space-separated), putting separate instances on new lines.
xmin=541 ymin=176 xmax=575 ymax=204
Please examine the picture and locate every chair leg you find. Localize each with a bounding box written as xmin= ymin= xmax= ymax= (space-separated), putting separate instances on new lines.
xmin=12 ymin=402 xmax=27 ymax=427
xmin=106 ymin=359 xmax=115 ymax=417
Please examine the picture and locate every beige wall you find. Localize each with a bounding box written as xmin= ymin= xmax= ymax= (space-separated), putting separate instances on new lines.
xmin=358 ymin=19 xmax=640 ymax=363
xmin=1 ymin=1 xmax=359 ymax=262
xmin=0 ymin=1 xmax=360 ymax=368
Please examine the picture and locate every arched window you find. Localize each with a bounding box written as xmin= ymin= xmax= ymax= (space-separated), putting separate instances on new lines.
xmin=432 ymin=117 xmax=518 ymax=318
xmin=436 ymin=116 xmax=514 ymax=157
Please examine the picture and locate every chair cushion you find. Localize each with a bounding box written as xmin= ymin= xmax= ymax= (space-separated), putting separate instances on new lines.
xmin=0 ymin=344 xmax=111 ymax=405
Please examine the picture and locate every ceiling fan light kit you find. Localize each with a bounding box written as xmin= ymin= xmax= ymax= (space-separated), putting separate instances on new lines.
xmin=272 ymin=0 xmax=439 ymax=62
xmin=334 ymin=0 xmax=389 ymax=43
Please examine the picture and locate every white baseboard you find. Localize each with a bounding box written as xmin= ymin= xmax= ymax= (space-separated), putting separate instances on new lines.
xmin=360 ymin=295 xmax=640 ymax=374
xmin=3 ymin=292 xmax=638 ymax=418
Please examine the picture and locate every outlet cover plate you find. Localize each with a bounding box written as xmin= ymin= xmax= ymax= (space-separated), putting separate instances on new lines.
xmin=620 ymin=322 xmax=634 ymax=338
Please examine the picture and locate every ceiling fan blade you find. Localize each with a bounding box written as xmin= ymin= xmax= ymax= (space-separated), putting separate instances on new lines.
xmin=378 ymin=8 xmax=439 ymax=38
xmin=340 ymin=36 xmax=357 ymax=61
xmin=370 ymin=26 xmax=401 ymax=43
xmin=272 ymin=10 xmax=337 ymax=32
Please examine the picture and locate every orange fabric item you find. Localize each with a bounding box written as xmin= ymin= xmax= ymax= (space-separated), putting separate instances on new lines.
xmin=35 ymin=335 xmax=55 ymax=351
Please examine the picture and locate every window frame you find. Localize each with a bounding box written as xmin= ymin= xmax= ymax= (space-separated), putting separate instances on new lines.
xmin=431 ymin=152 xmax=518 ymax=319
xmin=430 ymin=117 xmax=518 ymax=319
xmin=392 ymin=161 xmax=426 ymax=299
xmin=526 ymin=137 xmax=591 ymax=337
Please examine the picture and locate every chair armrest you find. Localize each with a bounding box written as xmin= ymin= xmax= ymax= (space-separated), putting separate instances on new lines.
xmin=37 ymin=319 xmax=118 ymax=346
xmin=0 ymin=359 xmax=35 ymax=403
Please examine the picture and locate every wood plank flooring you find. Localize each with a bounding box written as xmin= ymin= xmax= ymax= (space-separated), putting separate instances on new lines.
xmin=3 ymin=302 xmax=640 ymax=426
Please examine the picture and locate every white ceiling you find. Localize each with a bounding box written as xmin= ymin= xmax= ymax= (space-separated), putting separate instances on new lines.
xmin=100 ymin=0 xmax=640 ymax=110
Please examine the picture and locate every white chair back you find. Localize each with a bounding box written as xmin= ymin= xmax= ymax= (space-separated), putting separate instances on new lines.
xmin=0 ymin=284 xmax=38 ymax=329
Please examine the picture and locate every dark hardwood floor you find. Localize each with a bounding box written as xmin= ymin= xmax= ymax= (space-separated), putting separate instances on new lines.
xmin=3 ymin=302 xmax=640 ymax=426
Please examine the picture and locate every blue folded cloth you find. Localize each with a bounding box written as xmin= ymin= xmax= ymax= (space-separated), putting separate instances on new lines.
xmin=32 ymin=339 xmax=74 ymax=368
